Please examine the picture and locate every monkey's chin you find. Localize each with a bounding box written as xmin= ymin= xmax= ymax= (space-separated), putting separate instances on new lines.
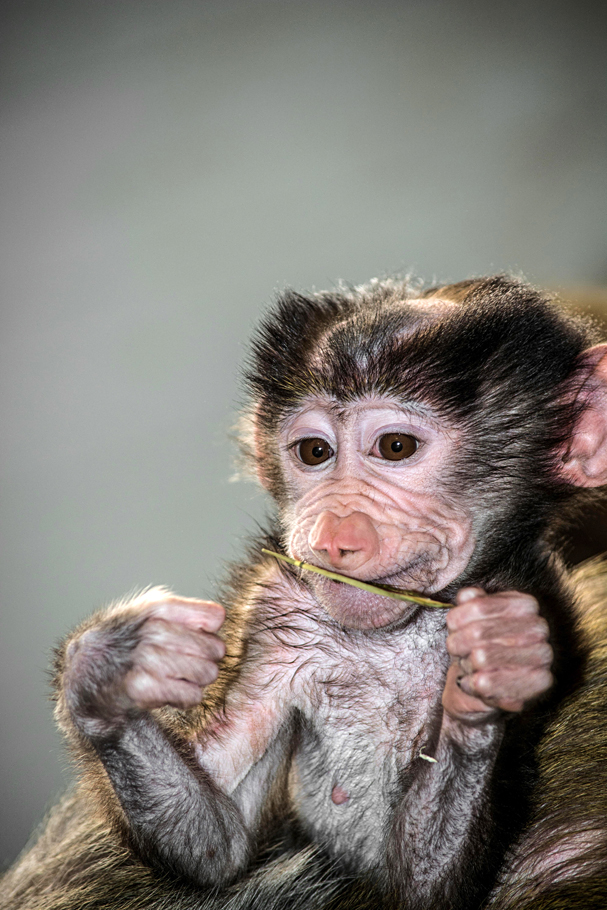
xmin=309 ymin=577 xmax=421 ymax=631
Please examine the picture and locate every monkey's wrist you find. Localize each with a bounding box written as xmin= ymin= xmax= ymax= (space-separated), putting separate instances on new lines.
xmin=61 ymin=685 xmax=143 ymax=742
xmin=59 ymin=628 xmax=144 ymax=740
xmin=441 ymin=710 xmax=505 ymax=755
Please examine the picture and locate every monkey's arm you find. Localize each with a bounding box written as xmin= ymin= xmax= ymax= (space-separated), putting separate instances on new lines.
xmin=388 ymin=699 xmax=505 ymax=910
xmin=388 ymin=587 xmax=553 ymax=910
xmin=54 ymin=589 xmax=291 ymax=887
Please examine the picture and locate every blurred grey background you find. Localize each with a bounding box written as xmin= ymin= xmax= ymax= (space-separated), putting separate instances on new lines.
xmin=1 ymin=0 xmax=606 ymax=868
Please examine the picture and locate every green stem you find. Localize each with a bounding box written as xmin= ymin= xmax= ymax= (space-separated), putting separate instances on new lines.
xmin=261 ymin=549 xmax=450 ymax=609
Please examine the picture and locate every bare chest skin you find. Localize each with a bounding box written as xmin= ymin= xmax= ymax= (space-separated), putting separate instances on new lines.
xmin=195 ymin=574 xmax=449 ymax=869
xmin=289 ymin=611 xmax=448 ymax=864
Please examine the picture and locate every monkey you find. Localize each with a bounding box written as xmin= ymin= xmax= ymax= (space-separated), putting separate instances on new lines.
xmin=3 ymin=274 xmax=607 ymax=910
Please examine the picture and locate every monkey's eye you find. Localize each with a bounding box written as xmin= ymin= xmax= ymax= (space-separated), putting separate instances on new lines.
xmin=297 ymin=438 xmax=334 ymax=466
xmin=377 ymin=433 xmax=418 ymax=461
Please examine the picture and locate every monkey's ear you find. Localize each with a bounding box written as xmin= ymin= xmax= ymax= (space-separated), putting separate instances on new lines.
xmin=236 ymin=406 xmax=273 ymax=489
xmin=560 ymin=343 xmax=607 ymax=487
xmin=251 ymin=406 xmax=274 ymax=490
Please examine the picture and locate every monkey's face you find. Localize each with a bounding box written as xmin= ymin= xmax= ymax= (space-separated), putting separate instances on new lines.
xmin=278 ymin=395 xmax=475 ymax=630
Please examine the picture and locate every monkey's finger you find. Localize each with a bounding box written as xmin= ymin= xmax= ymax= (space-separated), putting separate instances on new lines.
xmin=133 ymin=644 xmax=222 ymax=689
xmin=447 ymin=592 xmax=540 ymax=630
xmin=446 ymin=616 xmax=550 ymax=656
xmin=441 ymin=663 xmax=499 ymax=723
xmin=149 ymin=598 xmax=226 ymax=633
xmin=459 ymin=666 xmax=554 ymax=710
xmin=124 ymin=669 xmax=207 ymax=709
xmin=457 ymin=641 xmax=553 ymax=675
xmin=141 ymin=621 xmax=226 ymax=662
xmin=455 ymin=587 xmax=486 ymax=603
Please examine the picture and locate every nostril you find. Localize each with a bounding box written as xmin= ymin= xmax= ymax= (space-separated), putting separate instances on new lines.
xmin=309 ymin=510 xmax=379 ymax=568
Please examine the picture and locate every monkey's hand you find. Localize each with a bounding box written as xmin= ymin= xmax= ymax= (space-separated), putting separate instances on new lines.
xmin=442 ymin=587 xmax=553 ymax=722
xmin=60 ymin=589 xmax=226 ymax=739
xmin=57 ymin=592 xmax=254 ymax=886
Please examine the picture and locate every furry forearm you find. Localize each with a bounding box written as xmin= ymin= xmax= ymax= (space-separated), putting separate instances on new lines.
xmin=388 ymin=717 xmax=505 ymax=910
xmin=95 ymin=715 xmax=252 ymax=886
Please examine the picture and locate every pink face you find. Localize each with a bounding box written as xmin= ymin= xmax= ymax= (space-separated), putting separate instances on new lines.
xmin=279 ymin=396 xmax=475 ymax=630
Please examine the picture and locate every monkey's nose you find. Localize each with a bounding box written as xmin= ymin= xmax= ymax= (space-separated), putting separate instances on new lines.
xmin=309 ymin=511 xmax=379 ymax=571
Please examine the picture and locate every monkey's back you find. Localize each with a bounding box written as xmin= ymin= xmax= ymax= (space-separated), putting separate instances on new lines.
xmin=487 ymin=557 xmax=607 ymax=910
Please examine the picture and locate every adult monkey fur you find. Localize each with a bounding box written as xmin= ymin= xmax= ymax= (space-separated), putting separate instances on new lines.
xmin=4 ymin=276 xmax=607 ymax=910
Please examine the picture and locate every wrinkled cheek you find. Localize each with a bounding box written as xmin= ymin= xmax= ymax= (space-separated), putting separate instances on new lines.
xmin=374 ymin=524 xmax=442 ymax=564
xmin=287 ymin=517 xmax=316 ymax=561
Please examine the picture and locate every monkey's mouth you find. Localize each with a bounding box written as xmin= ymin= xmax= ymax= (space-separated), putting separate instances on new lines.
xmin=263 ymin=548 xmax=446 ymax=609
xmin=308 ymin=573 xmax=426 ymax=631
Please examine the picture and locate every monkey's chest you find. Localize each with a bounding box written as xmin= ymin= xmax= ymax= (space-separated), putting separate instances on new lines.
xmin=289 ymin=650 xmax=445 ymax=870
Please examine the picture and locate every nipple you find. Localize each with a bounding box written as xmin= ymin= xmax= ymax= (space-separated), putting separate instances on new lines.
xmin=331 ymin=784 xmax=350 ymax=805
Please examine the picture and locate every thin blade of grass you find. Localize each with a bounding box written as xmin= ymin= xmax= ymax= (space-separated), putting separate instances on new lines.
xmin=261 ymin=549 xmax=449 ymax=609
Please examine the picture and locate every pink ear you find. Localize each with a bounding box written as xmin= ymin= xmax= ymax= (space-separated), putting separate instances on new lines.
xmin=560 ymin=343 xmax=607 ymax=487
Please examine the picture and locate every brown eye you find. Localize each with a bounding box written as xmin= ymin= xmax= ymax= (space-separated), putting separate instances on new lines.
xmin=297 ymin=438 xmax=334 ymax=465
xmin=377 ymin=433 xmax=418 ymax=461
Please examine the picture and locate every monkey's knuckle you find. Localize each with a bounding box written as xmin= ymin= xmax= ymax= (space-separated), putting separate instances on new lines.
xmin=472 ymin=674 xmax=487 ymax=695
xmin=124 ymin=672 xmax=155 ymax=705
xmin=537 ymin=642 xmax=554 ymax=666
xmin=446 ymin=633 xmax=464 ymax=655
xmin=215 ymin=639 xmax=227 ymax=660
xmin=140 ymin=618 xmax=173 ymax=643
xmin=472 ymin=672 xmax=497 ymax=698
xmin=203 ymin=633 xmax=226 ymax=661
xmin=201 ymin=661 xmax=220 ymax=685
xmin=536 ymin=669 xmax=554 ymax=694
xmin=522 ymin=626 xmax=549 ymax=651
xmin=445 ymin=610 xmax=461 ymax=632
xmin=171 ymin=685 xmax=204 ymax=709
xmin=132 ymin=641 xmax=166 ymax=670
xmin=526 ymin=596 xmax=540 ymax=614
xmin=535 ymin=616 xmax=550 ymax=638
xmin=514 ymin=594 xmax=539 ymax=612
xmin=469 ymin=623 xmax=486 ymax=644
xmin=469 ymin=647 xmax=488 ymax=669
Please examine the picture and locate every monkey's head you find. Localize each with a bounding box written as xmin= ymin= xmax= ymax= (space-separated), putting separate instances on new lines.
xmin=242 ymin=276 xmax=607 ymax=630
